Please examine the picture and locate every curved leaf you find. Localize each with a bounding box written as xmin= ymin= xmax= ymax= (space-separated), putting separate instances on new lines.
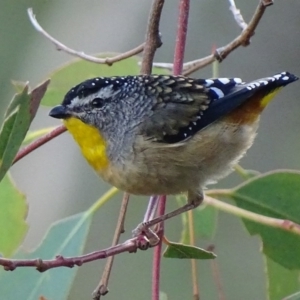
xmin=230 ymin=170 xmax=300 ymax=269
xmin=0 ymin=212 xmax=92 ymax=300
xmin=163 ymin=241 xmax=216 ymax=259
xmin=0 ymin=174 xmax=28 ymax=257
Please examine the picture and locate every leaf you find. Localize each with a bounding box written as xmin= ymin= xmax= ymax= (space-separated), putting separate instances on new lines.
xmin=163 ymin=241 xmax=216 ymax=259
xmin=229 ymin=170 xmax=300 ymax=269
xmin=178 ymin=195 xmax=218 ymax=244
xmin=0 ymin=212 xmax=92 ymax=300
xmin=193 ymin=205 xmax=218 ymax=239
xmin=11 ymin=80 xmax=28 ymax=93
xmin=0 ymin=174 xmax=28 ymax=257
xmin=0 ymin=80 xmax=50 ymax=181
xmin=265 ymin=257 xmax=300 ymax=300
xmin=41 ymin=54 xmax=170 ymax=107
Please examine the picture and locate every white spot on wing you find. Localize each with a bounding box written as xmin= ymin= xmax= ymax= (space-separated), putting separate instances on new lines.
xmin=259 ymin=80 xmax=268 ymax=85
xmin=210 ymin=87 xmax=224 ymax=98
xmin=218 ymin=78 xmax=230 ymax=84
xmin=233 ymin=78 xmax=242 ymax=84
xmin=205 ymin=79 xmax=214 ymax=86
xmin=282 ymin=76 xmax=289 ymax=80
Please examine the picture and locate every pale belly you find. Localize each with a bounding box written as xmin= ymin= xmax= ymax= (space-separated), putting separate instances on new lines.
xmin=99 ymin=118 xmax=259 ymax=195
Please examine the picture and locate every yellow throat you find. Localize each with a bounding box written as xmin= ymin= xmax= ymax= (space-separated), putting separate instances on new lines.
xmin=63 ymin=117 xmax=109 ymax=171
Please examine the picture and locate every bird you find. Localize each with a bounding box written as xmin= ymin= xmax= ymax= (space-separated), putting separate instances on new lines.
xmin=49 ymin=72 xmax=298 ymax=228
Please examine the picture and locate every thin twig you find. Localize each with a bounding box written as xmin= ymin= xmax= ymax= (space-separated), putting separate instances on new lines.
xmin=143 ymin=196 xmax=160 ymax=223
xmin=92 ymin=193 xmax=130 ymax=300
xmin=140 ymin=0 xmax=164 ymax=74
xmin=228 ymin=0 xmax=248 ymax=31
xmin=173 ymin=0 xmax=190 ymax=75
xmin=150 ymin=0 xmax=273 ymax=76
xmin=204 ymin=194 xmax=300 ymax=236
xmin=207 ymin=245 xmax=226 ymax=300
xmin=183 ymin=0 xmax=272 ymax=75
xmin=27 ymin=8 xmax=145 ymax=66
xmin=188 ymin=210 xmax=200 ymax=300
xmin=152 ymin=196 xmax=166 ymax=300
xmin=13 ymin=125 xmax=66 ymax=164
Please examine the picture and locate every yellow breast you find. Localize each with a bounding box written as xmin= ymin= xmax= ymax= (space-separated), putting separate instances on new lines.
xmin=63 ymin=117 xmax=109 ymax=171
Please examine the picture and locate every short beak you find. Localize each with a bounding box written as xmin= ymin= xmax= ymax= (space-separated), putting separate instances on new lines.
xmin=49 ymin=105 xmax=69 ymax=119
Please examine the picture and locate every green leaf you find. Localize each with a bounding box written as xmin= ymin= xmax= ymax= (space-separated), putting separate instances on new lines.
xmin=163 ymin=241 xmax=216 ymax=259
xmin=178 ymin=195 xmax=217 ymax=244
xmin=11 ymin=80 xmax=28 ymax=93
xmin=265 ymin=257 xmax=300 ymax=300
xmin=41 ymin=54 xmax=170 ymax=106
xmin=0 ymin=80 xmax=50 ymax=181
xmin=229 ymin=170 xmax=300 ymax=269
xmin=0 ymin=174 xmax=28 ymax=257
xmin=193 ymin=205 xmax=218 ymax=239
xmin=0 ymin=212 xmax=92 ymax=300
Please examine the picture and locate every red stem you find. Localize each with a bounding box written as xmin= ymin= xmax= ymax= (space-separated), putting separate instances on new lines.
xmin=173 ymin=0 xmax=190 ymax=75
xmin=152 ymin=195 xmax=166 ymax=300
xmin=13 ymin=125 xmax=66 ymax=164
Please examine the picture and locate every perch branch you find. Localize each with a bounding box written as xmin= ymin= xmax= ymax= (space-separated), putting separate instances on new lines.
xmin=0 ymin=235 xmax=151 ymax=272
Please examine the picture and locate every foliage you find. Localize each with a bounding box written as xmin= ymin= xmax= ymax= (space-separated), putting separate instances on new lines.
xmin=0 ymin=1 xmax=300 ymax=300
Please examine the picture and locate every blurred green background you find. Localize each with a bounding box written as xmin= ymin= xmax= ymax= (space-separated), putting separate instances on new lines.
xmin=1 ymin=0 xmax=300 ymax=299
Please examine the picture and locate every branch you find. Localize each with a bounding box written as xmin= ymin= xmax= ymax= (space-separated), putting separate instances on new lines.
xmin=0 ymin=236 xmax=151 ymax=272
xmin=183 ymin=0 xmax=273 ymax=75
xmin=173 ymin=0 xmax=190 ymax=75
xmin=152 ymin=196 xmax=166 ymax=300
xmin=140 ymin=0 xmax=164 ymax=74
xmin=204 ymin=194 xmax=300 ymax=236
xmin=27 ymin=8 xmax=145 ymax=66
xmin=228 ymin=0 xmax=248 ymax=31
xmin=188 ymin=209 xmax=200 ymax=300
xmin=92 ymin=193 xmax=130 ymax=300
xmin=207 ymin=245 xmax=226 ymax=300
xmin=13 ymin=125 xmax=66 ymax=164
xmin=150 ymin=0 xmax=273 ymax=76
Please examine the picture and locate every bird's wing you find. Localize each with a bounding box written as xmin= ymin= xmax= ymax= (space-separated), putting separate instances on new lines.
xmin=139 ymin=72 xmax=297 ymax=144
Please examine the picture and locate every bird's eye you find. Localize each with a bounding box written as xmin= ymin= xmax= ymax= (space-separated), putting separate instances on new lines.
xmin=91 ymin=97 xmax=104 ymax=108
